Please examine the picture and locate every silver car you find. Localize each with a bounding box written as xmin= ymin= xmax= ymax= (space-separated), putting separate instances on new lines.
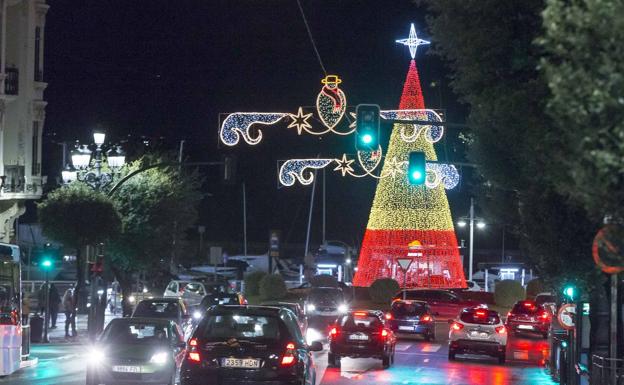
xmin=448 ymin=307 xmax=508 ymax=364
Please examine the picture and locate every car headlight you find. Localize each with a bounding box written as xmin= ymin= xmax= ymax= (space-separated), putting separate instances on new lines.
xmin=307 ymin=304 xmax=316 ymax=312
xmin=150 ymin=352 xmax=168 ymax=365
xmin=193 ymin=311 xmax=203 ymax=320
xmin=128 ymin=295 xmax=136 ymax=304
xmin=88 ymin=347 xmax=106 ymax=365
xmin=338 ymin=304 xmax=348 ymax=313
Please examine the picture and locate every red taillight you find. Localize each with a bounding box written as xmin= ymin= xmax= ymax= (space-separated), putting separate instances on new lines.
xmin=381 ymin=329 xmax=389 ymax=337
xmin=188 ymin=352 xmax=201 ymax=362
xmin=385 ymin=313 xmax=393 ymax=320
xmin=451 ymin=322 xmax=463 ymax=331
xmin=189 ymin=338 xmax=198 ymax=347
xmin=354 ymin=311 xmax=368 ymax=317
xmin=421 ymin=314 xmax=432 ymax=323
xmin=495 ymin=326 xmax=507 ymax=334
xmin=539 ymin=311 xmax=550 ymax=321
xmin=187 ymin=338 xmax=201 ymax=363
xmin=506 ymin=312 xmax=512 ymax=318
xmin=329 ymin=327 xmax=338 ymax=337
xmin=475 ymin=310 xmax=487 ymax=317
xmin=281 ymin=342 xmax=297 ymax=366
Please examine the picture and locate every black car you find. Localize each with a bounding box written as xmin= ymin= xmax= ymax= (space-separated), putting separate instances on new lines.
xmin=386 ymin=300 xmax=436 ymax=340
xmin=86 ymin=318 xmax=187 ymax=385
xmin=180 ymin=305 xmax=323 ymax=385
xmin=192 ymin=293 xmax=246 ymax=321
xmin=328 ymin=310 xmax=396 ymax=369
xmin=132 ymin=297 xmax=193 ymax=338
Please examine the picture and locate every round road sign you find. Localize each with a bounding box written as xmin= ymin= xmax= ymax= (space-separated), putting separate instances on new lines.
xmin=557 ymin=303 xmax=576 ymax=330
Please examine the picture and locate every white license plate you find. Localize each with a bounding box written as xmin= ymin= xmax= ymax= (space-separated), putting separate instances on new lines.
xmin=349 ymin=334 xmax=369 ymax=341
xmin=399 ymin=326 xmax=414 ymax=331
xmin=469 ymin=331 xmax=489 ymax=339
xmin=518 ymin=325 xmax=534 ymax=330
xmin=222 ymin=358 xmax=261 ymax=368
xmin=112 ymin=365 xmax=141 ymax=373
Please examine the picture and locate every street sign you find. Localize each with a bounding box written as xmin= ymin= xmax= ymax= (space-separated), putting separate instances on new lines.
xmin=592 ymin=225 xmax=624 ymax=274
xmin=557 ymin=303 xmax=576 ymax=330
xmin=397 ymin=258 xmax=413 ymax=271
xmin=269 ymin=230 xmax=280 ymax=258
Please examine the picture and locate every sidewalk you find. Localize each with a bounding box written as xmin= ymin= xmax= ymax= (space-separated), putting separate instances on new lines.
xmin=31 ymin=308 xmax=120 ymax=345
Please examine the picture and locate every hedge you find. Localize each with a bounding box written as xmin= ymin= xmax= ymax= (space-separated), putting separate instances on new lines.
xmin=244 ymin=271 xmax=267 ymax=297
xmin=259 ymin=274 xmax=287 ymax=300
xmin=369 ymin=278 xmax=400 ymax=304
xmin=494 ymin=279 xmax=525 ymax=308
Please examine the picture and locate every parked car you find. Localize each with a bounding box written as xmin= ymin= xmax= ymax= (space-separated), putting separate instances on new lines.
xmin=448 ymin=307 xmax=507 ymax=364
xmin=179 ymin=305 xmax=322 ymax=385
xmin=131 ymin=298 xmax=193 ymax=338
xmin=305 ymin=287 xmax=349 ymax=318
xmin=328 ymin=310 xmax=396 ymax=369
xmin=393 ymin=289 xmax=482 ymax=319
xmin=86 ymin=317 xmax=187 ymax=385
xmin=261 ymin=301 xmax=308 ymax=335
xmin=386 ymin=300 xmax=435 ymax=341
xmin=506 ymin=300 xmax=551 ymax=338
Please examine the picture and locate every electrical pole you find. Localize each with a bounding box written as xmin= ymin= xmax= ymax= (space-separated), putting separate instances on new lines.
xmin=468 ymin=197 xmax=475 ymax=281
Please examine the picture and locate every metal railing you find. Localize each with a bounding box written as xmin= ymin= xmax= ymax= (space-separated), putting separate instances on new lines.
xmin=592 ymin=355 xmax=624 ymax=385
xmin=548 ymin=329 xmax=569 ymax=383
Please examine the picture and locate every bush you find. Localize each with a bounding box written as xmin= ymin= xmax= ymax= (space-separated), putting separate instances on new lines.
xmin=494 ymin=279 xmax=525 ymax=308
xmin=369 ymin=278 xmax=400 ymax=304
xmin=525 ymin=279 xmax=545 ymax=299
xmin=244 ymin=271 xmax=267 ymax=297
xmin=259 ymin=274 xmax=287 ymax=300
xmin=309 ymin=275 xmax=338 ymax=288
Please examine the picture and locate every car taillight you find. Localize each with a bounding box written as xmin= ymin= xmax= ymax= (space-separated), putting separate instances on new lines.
xmin=421 ymin=314 xmax=432 ymax=323
xmin=381 ymin=329 xmax=389 ymax=337
xmin=329 ymin=327 xmax=338 ymax=337
xmin=385 ymin=313 xmax=393 ymax=320
xmin=450 ymin=322 xmax=463 ymax=331
xmin=539 ymin=311 xmax=550 ymax=321
xmin=189 ymin=338 xmax=198 ymax=347
xmin=475 ymin=309 xmax=487 ymax=317
xmin=354 ymin=311 xmax=368 ymax=317
xmin=281 ymin=342 xmax=297 ymax=366
xmin=187 ymin=338 xmax=201 ymax=363
xmin=495 ymin=326 xmax=507 ymax=334
xmin=506 ymin=312 xmax=512 ymax=318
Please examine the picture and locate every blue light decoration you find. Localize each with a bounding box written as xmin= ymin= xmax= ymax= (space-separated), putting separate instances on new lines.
xmin=395 ymin=23 xmax=430 ymax=59
xmin=220 ymin=113 xmax=287 ymax=146
xmin=380 ymin=109 xmax=444 ymax=144
xmin=425 ymin=163 xmax=460 ymax=190
xmin=279 ymin=159 xmax=333 ymax=186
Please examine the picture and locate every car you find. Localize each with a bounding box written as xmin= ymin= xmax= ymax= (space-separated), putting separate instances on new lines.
xmin=393 ymin=289 xmax=482 ymax=319
xmin=261 ymin=301 xmax=308 ymax=335
xmin=86 ymin=317 xmax=187 ymax=385
xmin=179 ymin=305 xmax=322 ymax=385
xmin=465 ymin=280 xmax=484 ymax=292
xmin=305 ymin=287 xmax=349 ymax=318
xmin=506 ymin=300 xmax=551 ymax=338
xmin=328 ymin=310 xmax=396 ymax=369
xmin=165 ymin=280 xmax=229 ymax=307
xmin=534 ymin=292 xmax=557 ymax=315
xmin=191 ymin=292 xmax=247 ymax=321
xmin=132 ymin=297 xmax=193 ymax=338
xmin=448 ymin=307 xmax=507 ymax=364
xmin=386 ymin=300 xmax=435 ymax=341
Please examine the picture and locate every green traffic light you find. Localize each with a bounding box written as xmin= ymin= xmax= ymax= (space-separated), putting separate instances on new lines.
xmin=563 ymin=286 xmax=575 ymax=300
xmin=361 ymin=133 xmax=373 ymax=144
xmin=412 ymin=170 xmax=423 ymax=181
xmin=41 ymin=259 xmax=52 ymax=269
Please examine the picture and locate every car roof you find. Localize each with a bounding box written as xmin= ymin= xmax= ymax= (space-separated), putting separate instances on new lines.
xmin=137 ymin=297 xmax=181 ymax=303
xmin=111 ymin=317 xmax=173 ymax=326
xmin=208 ymin=305 xmax=284 ymax=316
xmin=392 ymin=299 xmax=428 ymax=305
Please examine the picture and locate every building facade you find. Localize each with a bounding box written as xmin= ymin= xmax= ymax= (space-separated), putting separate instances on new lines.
xmin=0 ymin=0 xmax=48 ymax=242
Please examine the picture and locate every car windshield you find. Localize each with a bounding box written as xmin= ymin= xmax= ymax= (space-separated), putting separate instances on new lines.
xmin=391 ymin=301 xmax=426 ymax=316
xmin=511 ymin=303 xmax=540 ymax=315
xmin=199 ymin=314 xmax=282 ymax=342
xmin=201 ymin=294 xmax=238 ymax=307
xmin=102 ymin=321 xmax=170 ymax=345
xmin=308 ymin=289 xmax=343 ymax=303
xmin=460 ymin=310 xmax=500 ymax=325
xmin=340 ymin=314 xmax=382 ymax=331
xmin=134 ymin=301 xmax=179 ymax=319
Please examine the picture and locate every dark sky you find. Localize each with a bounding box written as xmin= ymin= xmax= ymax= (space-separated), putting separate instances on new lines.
xmin=40 ymin=0 xmax=485 ymax=253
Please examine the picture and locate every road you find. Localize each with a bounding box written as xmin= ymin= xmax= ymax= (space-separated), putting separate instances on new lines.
xmin=4 ymin=323 xmax=555 ymax=385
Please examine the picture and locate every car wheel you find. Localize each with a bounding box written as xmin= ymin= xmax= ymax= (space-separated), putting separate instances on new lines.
xmin=498 ymin=352 xmax=506 ymax=364
xmin=448 ymin=348 xmax=456 ymax=361
xmin=382 ymin=354 xmax=391 ymax=369
xmin=328 ymin=353 xmax=340 ymax=368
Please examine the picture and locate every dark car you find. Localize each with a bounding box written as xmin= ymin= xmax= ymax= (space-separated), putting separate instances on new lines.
xmin=506 ymin=300 xmax=551 ymax=338
xmin=132 ymin=297 xmax=193 ymax=338
xmin=393 ymin=289 xmax=482 ymax=319
xmin=192 ymin=293 xmax=247 ymax=321
xmin=86 ymin=318 xmax=187 ymax=385
xmin=386 ymin=300 xmax=435 ymax=341
xmin=328 ymin=310 xmax=396 ymax=369
xmin=261 ymin=301 xmax=308 ymax=334
xmin=180 ymin=305 xmax=322 ymax=385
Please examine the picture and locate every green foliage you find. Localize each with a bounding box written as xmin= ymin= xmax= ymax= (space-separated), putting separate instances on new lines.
xmin=525 ymin=279 xmax=545 ymax=299
xmin=259 ymin=274 xmax=287 ymax=301
xmin=494 ymin=280 xmax=526 ymax=308
xmin=309 ymin=275 xmax=338 ymax=288
xmin=369 ymin=278 xmax=400 ymax=304
xmin=38 ymin=184 xmax=121 ymax=248
xmin=244 ymin=271 xmax=267 ymax=297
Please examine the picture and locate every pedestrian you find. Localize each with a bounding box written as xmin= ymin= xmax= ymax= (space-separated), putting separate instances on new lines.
xmin=49 ymin=283 xmax=61 ymax=329
xmin=37 ymin=282 xmax=46 ymax=315
xmin=21 ymin=292 xmax=30 ymax=325
xmin=62 ymin=285 xmax=77 ymax=338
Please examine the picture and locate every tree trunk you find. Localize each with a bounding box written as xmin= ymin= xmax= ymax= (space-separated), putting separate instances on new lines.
xmin=74 ymin=246 xmax=88 ymax=314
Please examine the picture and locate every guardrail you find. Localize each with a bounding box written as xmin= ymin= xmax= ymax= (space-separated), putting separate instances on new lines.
xmin=591 ymin=355 xmax=624 ymax=385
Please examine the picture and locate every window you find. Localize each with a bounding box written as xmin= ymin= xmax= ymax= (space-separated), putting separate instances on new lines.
xmin=166 ymin=282 xmax=178 ymax=293
xmin=32 ymin=122 xmax=40 ymax=175
xmin=34 ymin=26 xmax=42 ymax=81
xmin=103 ymin=321 xmax=170 ymax=344
xmin=200 ymin=315 xmax=282 ymax=342
xmin=340 ymin=314 xmax=382 ymax=330
xmin=133 ymin=301 xmax=180 ymax=319
xmin=185 ymin=283 xmax=205 ymax=296
xmin=391 ymin=301 xmax=427 ymax=317
xmin=460 ymin=310 xmax=500 ymax=325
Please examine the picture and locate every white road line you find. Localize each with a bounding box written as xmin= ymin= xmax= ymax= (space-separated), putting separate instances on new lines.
xmin=395 ymin=343 xmax=412 ymax=351
xmin=421 ymin=344 xmax=441 ymax=352
xmin=313 ymin=350 xmax=327 ymax=385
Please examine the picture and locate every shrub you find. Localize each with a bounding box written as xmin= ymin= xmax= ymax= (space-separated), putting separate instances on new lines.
xmin=309 ymin=275 xmax=338 ymax=288
xmin=259 ymin=274 xmax=287 ymax=300
xmin=494 ymin=279 xmax=525 ymax=308
xmin=244 ymin=271 xmax=267 ymax=297
xmin=369 ymin=278 xmax=400 ymax=304
xmin=525 ymin=279 xmax=545 ymax=299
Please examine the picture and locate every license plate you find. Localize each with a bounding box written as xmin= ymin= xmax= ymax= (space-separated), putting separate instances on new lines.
xmin=112 ymin=365 xmax=141 ymax=373
xmin=222 ymin=358 xmax=261 ymax=368
xmin=469 ymin=331 xmax=489 ymax=339
xmin=349 ymin=333 xmax=369 ymax=341
xmin=399 ymin=326 xmax=414 ymax=331
xmin=518 ymin=325 xmax=533 ymax=330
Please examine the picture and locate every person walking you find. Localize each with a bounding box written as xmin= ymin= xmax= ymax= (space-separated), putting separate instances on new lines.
xmin=49 ymin=284 xmax=61 ymax=329
xmin=62 ymin=285 xmax=77 ymax=338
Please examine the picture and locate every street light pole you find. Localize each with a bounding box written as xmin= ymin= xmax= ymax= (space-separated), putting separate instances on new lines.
xmin=469 ymin=197 xmax=475 ymax=281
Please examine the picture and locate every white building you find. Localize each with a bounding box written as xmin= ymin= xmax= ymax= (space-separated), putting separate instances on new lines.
xmin=0 ymin=0 xmax=48 ymax=242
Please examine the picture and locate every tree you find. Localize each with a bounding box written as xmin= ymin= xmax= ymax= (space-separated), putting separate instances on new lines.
xmin=37 ymin=184 xmax=121 ymax=309
xmin=107 ymin=155 xmax=204 ymax=315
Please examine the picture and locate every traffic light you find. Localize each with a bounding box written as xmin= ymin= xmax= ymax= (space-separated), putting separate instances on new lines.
xmin=408 ymin=151 xmax=426 ymax=185
xmin=41 ymin=258 xmax=53 ymax=269
xmin=355 ymin=104 xmax=380 ymax=151
xmin=563 ymin=285 xmax=576 ymax=301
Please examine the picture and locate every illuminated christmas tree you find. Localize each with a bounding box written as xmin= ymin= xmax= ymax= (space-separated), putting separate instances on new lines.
xmin=353 ymin=25 xmax=466 ymax=288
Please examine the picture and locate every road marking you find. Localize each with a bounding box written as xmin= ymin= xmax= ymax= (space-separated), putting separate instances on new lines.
xmin=313 ymin=351 xmax=327 ymax=385
xmin=513 ymin=350 xmax=529 ymax=360
xmin=421 ymin=344 xmax=441 ymax=352
xmin=395 ymin=343 xmax=412 ymax=351
xmin=423 ymin=358 xmax=429 ymax=363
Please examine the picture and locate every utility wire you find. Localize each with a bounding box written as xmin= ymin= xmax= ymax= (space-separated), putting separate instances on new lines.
xmin=296 ymin=0 xmax=327 ymax=76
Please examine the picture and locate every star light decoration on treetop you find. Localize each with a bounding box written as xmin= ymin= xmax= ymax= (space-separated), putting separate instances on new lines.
xmin=395 ymin=23 xmax=430 ymax=59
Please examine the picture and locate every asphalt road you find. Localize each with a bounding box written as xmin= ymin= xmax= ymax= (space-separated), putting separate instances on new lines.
xmin=4 ymin=323 xmax=555 ymax=385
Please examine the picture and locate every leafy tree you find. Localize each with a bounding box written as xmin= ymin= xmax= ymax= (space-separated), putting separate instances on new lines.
xmin=37 ymin=184 xmax=121 ymax=308
xmin=107 ymin=155 xmax=204 ymax=315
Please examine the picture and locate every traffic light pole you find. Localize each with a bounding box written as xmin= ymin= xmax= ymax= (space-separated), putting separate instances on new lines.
xmin=43 ymin=271 xmax=49 ymax=343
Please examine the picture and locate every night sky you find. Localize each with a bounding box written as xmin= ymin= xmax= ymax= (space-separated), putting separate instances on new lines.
xmin=39 ymin=1 xmax=485 ymax=254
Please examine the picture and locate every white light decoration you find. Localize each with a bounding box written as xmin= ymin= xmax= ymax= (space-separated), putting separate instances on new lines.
xmin=333 ymin=154 xmax=355 ymax=176
xmin=380 ymin=109 xmax=444 ymax=144
xmin=316 ymin=75 xmax=347 ymax=129
xmin=357 ymin=148 xmax=383 ymax=175
xmin=383 ymin=157 xmax=406 ymax=178
xmin=287 ymin=107 xmax=313 ymax=135
xmin=93 ymin=131 xmax=106 ymax=146
xmin=219 ymin=113 xmax=287 ymax=146
xmin=279 ymin=159 xmax=333 ymax=186
xmin=395 ymin=23 xmax=430 ymax=59
xmin=425 ymin=163 xmax=461 ymax=189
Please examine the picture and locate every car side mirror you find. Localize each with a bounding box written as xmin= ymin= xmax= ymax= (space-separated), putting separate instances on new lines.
xmin=308 ymin=341 xmax=323 ymax=352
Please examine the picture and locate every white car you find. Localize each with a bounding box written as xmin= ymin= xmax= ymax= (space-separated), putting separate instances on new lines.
xmin=305 ymin=287 xmax=349 ymax=318
xmin=164 ymin=280 xmax=208 ymax=307
xmin=465 ymin=280 xmax=483 ymax=292
xmin=448 ymin=307 xmax=508 ymax=364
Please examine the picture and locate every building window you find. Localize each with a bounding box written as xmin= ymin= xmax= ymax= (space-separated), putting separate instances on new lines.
xmin=34 ymin=26 xmax=42 ymax=81
xmin=32 ymin=121 xmax=40 ymax=175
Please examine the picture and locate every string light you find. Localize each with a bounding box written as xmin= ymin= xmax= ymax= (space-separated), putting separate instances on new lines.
xmin=279 ymin=159 xmax=333 ymax=186
xmin=287 ymin=107 xmax=313 ymax=135
xmin=316 ymin=75 xmax=347 ymax=129
xmin=396 ymin=23 xmax=430 ymax=59
xmin=220 ymin=113 xmax=286 ymax=146
xmin=333 ymin=154 xmax=355 ymax=176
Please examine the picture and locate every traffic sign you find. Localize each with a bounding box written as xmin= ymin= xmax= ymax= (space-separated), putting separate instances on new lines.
xmin=397 ymin=258 xmax=413 ymax=271
xmin=557 ymin=303 xmax=576 ymax=330
xmin=592 ymin=225 xmax=624 ymax=274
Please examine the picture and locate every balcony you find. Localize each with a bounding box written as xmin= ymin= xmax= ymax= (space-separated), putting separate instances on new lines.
xmin=5 ymin=67 xmax=18 ymax=95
